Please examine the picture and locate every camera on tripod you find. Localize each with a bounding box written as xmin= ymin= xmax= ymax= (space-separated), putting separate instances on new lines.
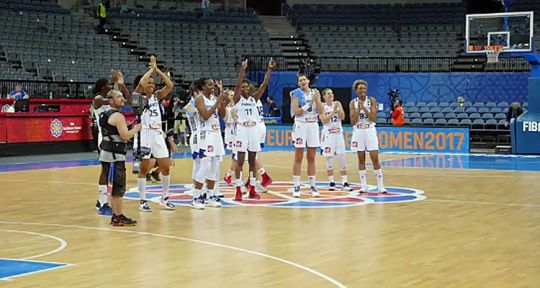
xmin=130 ymin=92 xmax=148 ymax=175
xmin=388 ymin=89 xmax=400 ymax=112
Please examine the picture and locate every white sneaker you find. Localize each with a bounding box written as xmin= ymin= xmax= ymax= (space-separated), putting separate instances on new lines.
xmin=255 ymin=181 xmax=268 ymax=193
xmin=342 ymin=182 xmax=353 ymax=192
xmin=310 ymin=186 xmax=320 ymax=198
xmin=215 ymin=190 xmax=225 ymax=198
xmin=139 ymin=200 xmax=152 ymax=212
xmin=191 ymin=198 xmax=205 ymax=210
xmin=378 ymin=187 xmax=388 ymax=194
xmin=292 ymin=186 xmax=301 ymax=198
xmin=205 ymin=197 xmax=222 ymax=208
xmin=160 ymin=196 xmax=176 ymax=210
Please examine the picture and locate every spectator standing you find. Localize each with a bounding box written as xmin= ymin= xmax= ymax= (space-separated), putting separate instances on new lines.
xmin=505 ymin=102 xmax=524 ymax=127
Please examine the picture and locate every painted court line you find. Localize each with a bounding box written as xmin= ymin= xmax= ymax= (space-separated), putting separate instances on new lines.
xmin=0 ymin=229 xmax=68 ymax=260
xmin=0 ymin=221 xmax=348 ymax=288
xmin=425 ymin=198 xmax=540 ymax=208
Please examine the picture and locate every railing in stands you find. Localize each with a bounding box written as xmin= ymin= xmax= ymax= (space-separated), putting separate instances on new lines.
xmin=0 ymin=80 xmax=96 ymax=99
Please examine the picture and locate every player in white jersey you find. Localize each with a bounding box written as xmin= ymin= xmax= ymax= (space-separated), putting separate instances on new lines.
xmin=232 ymin=58 xmax=274 ymax=201
xmin=223 ymin=90 xmax=237 ymax=186
xmin=136 ymin=56 xmax=176 ymax=212
xmin=254 ymin=97 xmax=273 ymax=190
xmin=192 ymin=77 xmax=228 ymax=209
xmin=319 ymin=89 xmax=352 ymax=192
xmin=183 ymin=84 xmax=202 ymax=192
xmin=290 ymin=74 xmax=324 ymax=197
xmin=349 ymin=79 xmax=387 ymax=194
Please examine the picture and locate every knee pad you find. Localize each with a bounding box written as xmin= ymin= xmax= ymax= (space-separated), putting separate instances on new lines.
xmin=326 ymin=156 xmax=334 ymax=171
xmin=195 ymin=157 xmax=211 ymax=183
xmin=338 ymin=154 xmax=347 ymax=171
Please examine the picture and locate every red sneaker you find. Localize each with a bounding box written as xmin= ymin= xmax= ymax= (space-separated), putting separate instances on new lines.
xmin=260 ymin=173 xmax=273 ymax=187
xmin=224 ymin=174 xmax=233 ymax=186
xmin=248 ymin=191 xmax=261 ymax=199
xmin=234 ymin=186 xmax=243 ymax=201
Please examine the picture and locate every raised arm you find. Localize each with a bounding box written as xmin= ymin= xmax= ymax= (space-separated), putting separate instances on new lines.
xmin=195 ymin=95 xmax=219 ymax=121
xmin=319 ymin=102 xmax=334 ymax=124
xmin=336 ymin=101 xmax=345 ymax=120
xmin=233 ymin=59 xmax=248 ymax=104
xmin=313 ymin=89 xmax=324 ymax=118
xmin=290 ymin=93 xmax=304 ymax=117
xmin=349 ymin=100 xmax=359 ymax=125
xmin=253 ymin=58 xmax=276 ymax=101
xmin=367 ymin=97 xmax=378 ymax=122
xmin=112 ymin=69 xmax=132 ymax=105
xmin=151 ymin=57 xmax=174 ymax=100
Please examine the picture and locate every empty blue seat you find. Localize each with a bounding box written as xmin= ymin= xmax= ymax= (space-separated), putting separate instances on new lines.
xmin=447 ymin=118 xmax=459 ymax=126
xmin=411 ymin=118 xmax=422 ymax=125
xmin=422 ymin=118 xmax=435 ymax=125
xmin=494 ymin=113 xmax=506 ymax=119
xmin=416 ymin=102 xmax=427 ymax=107
xmin=485 ymin=102 xmax=497 ymax=107
xmin=465 ymin=107 xmax=477 ymax=113
xmin=473 ymin=102 xmax=485 ymax=107
xmin=434 ymin=118 xmax=447 ymax=125
xmin=477 ymin=107 xmax=490 ymax=113
xmin=454 ymin=107 xmax=465 ymax=113
xmin=444 ymin=112 xmax=457 ymax=119
xmin=433 ymin=112 xmax=444 ymax=119
xmin=429 ymin=107 xmax=442 ymax=113
xmin=438 ymin=102 xmax=450 ymax=107
xmin=489 ymin=107 xmax=502 ymax=113
xmin=459 ymin=119 xmax=472 ymax=126
xmin=418 ymin=107 xmax=430 ymax=113
xmin=421 ymin=112 xmax=433 ymax=119
xmin=472 ymin=118 xmax=485 ymax=129
xmin=469 ymin=113 xmax=481 ymax=119
xmin=481 ymin=113 xmax=494 ymax=119
xmin=441 ymin=107 xmax=453 ymax=113
xmin=410 ymin=112 xmax=421 ymax=118
xmin=497 ymin=101 xmax=509 ymax=108
xmin=408 ymin=107 xmax=419 ymax=113
xmin=485 ymin=119 xmax=498 ymax=129
xmin=426 ymin=101 xmax=438 ymax=107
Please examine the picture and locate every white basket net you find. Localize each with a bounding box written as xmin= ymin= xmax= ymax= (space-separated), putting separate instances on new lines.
xmin=485 ymin=46 xmax=504 ymax=63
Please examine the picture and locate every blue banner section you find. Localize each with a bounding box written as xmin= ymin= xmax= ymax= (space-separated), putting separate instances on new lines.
xmin=0 ymin=258 xmax=67 ymax=280
xmin=264 ymin=125 xmax=470 ymax=153
xmin=512 ymin=77 xmax=540 ymax=154
xmin=262 ymin=71 xmax=528 ymax=109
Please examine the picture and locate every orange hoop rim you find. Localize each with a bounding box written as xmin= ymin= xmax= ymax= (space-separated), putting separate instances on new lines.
xmin=485 ymin=45 xmax=504 ymax=52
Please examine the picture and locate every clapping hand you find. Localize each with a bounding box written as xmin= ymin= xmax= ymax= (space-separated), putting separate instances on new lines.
xmin=150 ymin=55 xmax=157 ymax=71
xmin=268 ymin=57 xmax=276 ymax=70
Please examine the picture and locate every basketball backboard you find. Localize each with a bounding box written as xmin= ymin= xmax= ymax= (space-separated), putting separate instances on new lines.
xmin=466 ymin=11 xmax=534 ymax=54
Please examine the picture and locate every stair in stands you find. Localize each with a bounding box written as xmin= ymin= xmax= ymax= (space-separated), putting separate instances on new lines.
xmin=258 ymin=15 xmax=311 ymax=70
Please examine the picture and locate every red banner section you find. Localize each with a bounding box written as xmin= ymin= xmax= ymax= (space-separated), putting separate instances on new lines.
xmin=1 ymin=114 xmax=92 ymax=143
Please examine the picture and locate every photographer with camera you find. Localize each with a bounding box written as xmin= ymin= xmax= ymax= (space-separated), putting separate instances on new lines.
xmin=135 ymin=55 xmax=175 ymax=213
xmin=391 ymin=100 xmax=406 ymax=126
xmin=92 ymin=69 xmax=132 ymax=216
xmin=99 ymin=89 xmax=141 ymax=226
xmin=388 ymin=89 xmax=400 ymax=112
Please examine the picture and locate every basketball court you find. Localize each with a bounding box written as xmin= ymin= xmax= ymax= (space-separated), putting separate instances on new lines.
xmin=1 ymin=6 xmax=540 ymax=288
xmin=1 ymin=150 xmax=539 ymax=287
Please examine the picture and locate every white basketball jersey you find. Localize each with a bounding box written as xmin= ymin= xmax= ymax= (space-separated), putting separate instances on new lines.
xmin=225 ymin=105 xmax=236 ymax=127
xmin=184 ymin=97 xmax=199 ymax=134
xmin=141 ymin=94 xmax=162 ymax=130
xmin=322 ymin=102 xmax=342 ymax=133
xmin=256 ymin=99 xmax=264 ymax=123
xmin=200 ymin=95 xmax=220 ymax=131
xmin=235 ymin=96 xmax=259 ymax=123
xmin=354 ymin=97 xmax=376 ymax=126
xmin=295 ymin=89 xmax=318 ymax=122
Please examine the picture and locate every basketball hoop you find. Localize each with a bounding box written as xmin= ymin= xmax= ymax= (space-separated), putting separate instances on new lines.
xmin=485 ymin=45 xmax=504 ymax=63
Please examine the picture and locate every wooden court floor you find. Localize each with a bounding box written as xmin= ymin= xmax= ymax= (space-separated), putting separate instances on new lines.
xmin=1 ymin=151 xmax=539 ymax=287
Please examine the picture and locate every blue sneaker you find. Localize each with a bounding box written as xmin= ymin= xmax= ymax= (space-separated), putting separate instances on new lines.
xmin=97 ymin=203 xmax=113 ymax=216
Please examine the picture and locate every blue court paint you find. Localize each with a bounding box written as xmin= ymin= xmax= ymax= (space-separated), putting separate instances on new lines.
xmin=0 ymin=258 xmax=67 ymax=280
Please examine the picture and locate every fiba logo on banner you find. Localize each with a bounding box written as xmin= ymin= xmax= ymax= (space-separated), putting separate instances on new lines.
xmin=50 ymin=119 xmax=63 ymax=138
xmin=523 ymin=121 xmax=540 ymax=132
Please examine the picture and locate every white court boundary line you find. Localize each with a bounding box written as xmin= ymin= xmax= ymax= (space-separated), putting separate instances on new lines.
xmin=0 ymin=229 xmax=68 ymax=260
xmin=0 ymin=221 xmax=348 ymax=288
